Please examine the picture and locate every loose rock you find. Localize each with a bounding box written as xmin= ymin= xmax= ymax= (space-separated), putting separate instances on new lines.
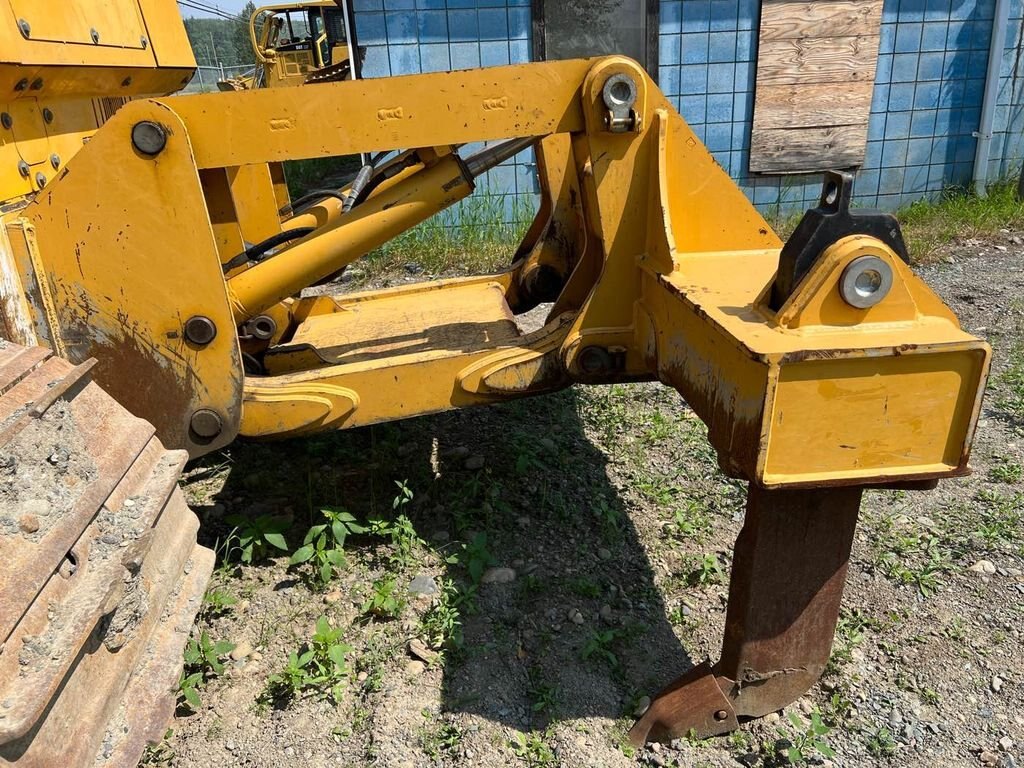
xmin=464 ymin=454 xmax=486 ymax=470
xmin=970 ymin=560 xmax=997 ymax=575
xmin=230 ymin=640 xmax=253 ymax=661
xmin=634 ymin=695 xmax=651 ymax=717
xmin=408 ymin=574 xmax=439 ymax=597
xmin=481 ymin=567 xmax=516 ymax=584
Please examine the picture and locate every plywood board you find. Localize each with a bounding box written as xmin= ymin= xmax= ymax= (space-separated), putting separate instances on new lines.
xmin=750 ymin=0 xmax=884 ymax=174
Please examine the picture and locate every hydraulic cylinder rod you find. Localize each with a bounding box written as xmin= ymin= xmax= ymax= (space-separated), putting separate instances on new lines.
xmin=227 ymin=137 xmax=536 ymax=323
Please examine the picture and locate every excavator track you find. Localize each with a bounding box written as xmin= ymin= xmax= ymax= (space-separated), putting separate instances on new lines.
xmin=0 ymin=341 xmax=212 ymax=767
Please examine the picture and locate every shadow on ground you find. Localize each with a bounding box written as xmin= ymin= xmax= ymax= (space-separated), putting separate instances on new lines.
xmin=188 ymin=386 xmax=695 ymax=734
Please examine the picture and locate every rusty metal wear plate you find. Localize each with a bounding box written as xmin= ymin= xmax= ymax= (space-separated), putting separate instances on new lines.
xmin=0 ymin=340 xmax=212 ymax=768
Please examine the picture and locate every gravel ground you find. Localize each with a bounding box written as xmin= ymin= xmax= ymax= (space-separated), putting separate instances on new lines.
xmin=153 ymin=232 xmax=1024 ymax=768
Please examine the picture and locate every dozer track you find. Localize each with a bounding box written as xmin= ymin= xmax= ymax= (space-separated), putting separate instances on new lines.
xmin=0 ymin=341 xmax=212 ymax=767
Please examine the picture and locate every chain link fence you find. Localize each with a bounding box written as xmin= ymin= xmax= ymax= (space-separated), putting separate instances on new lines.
xmin=177 ymin=65 xmax=257 ymax=94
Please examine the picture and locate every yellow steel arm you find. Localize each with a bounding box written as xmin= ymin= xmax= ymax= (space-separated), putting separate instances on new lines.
xmin=0 ymin=50 xmax=991 ymax=745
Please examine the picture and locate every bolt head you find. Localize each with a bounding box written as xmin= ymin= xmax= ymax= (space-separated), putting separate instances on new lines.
xmin=50 ymin=153 xmax=60 ymax=170
xmin=190 ymin=409 xmax=223 ymax=440
xmin=17 ymin=18 xmax=30 ymax=38
xmin=184 ymin=315 xmax=217 ymax=345
xmin=90 ymin=27 xmax=100 ymax=43
xmin=17 ymin=161 xmax=29 ymax=178
xmin=42 ymin=107 xmax=53 ymax=124
xmin=0 ymin=113 xmax=11 ymax=130
xmin=131 ymin=121 xmax=167 ymax=156
xmin=714 ymin=709 xmax=729 ymax=721
xmin=34 ymin=172 xmax=46 ymax=189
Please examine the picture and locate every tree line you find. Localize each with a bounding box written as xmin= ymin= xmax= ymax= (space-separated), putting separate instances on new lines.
xmin=182 ymin=1 xmax=258 ymax=67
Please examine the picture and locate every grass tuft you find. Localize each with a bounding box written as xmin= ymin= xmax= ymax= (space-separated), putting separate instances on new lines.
xmin=897 ymin=180 xmax=1024 ymax=262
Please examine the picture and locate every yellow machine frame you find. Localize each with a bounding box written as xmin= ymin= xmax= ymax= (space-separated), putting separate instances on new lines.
xmin=0 ymin=6 xmax=991 ymax=746
xmin=1 ymin=56 xmax=988 ymax=486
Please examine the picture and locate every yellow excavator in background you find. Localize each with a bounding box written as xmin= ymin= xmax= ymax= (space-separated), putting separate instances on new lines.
xmin=217 ymin=0 xmax=362 ymax=91
xmin=0 ymin=0 xmax=990 ymax=765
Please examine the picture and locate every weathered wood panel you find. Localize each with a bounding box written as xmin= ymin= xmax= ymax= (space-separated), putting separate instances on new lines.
xmin=750 ymin=0 xmax=884 ymax=174
xmin=753 ymin=82 xmax=876 ymax=128
xmin=751 ymin=124 xmax=870 ymax=171
xmin=758 ymin=0 xmax=884 ymax=41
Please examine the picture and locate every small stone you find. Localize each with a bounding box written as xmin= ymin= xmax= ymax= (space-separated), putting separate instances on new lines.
xmin=764 ymin=712 xmax=781 ymax=724
xmin=408 ymin=638 xmax=439 ymax=664
xmin=323 ymin=590 xmax=343 ymax=604
xmin=250 ymin=651 xmax=262 ymax=661
xmin=971 ymin=560 xmax=997 ymax=575
xmin=229 ymin=640 xmax=252 ymax=661
xmin=568 ymin=608 xmax=585 ymax=625
xmin=405 ymin=660 xmax=426 ymax=677
xmin=408 ymin=574 xmax=439 ymax=597
xmin=982 ymin=750 xmax=1001 ymax=764
xmin=597 ymin=547 xmax=612 ymax=561
xmin=464 ymin=455 xmax=485 ymax=470
xmin=446 ymin=445 xmax=471 ymax=460
xmin=539 ymin=437 xmax=556 ymax=451
xmin=284 ymin=746 xmax=295 ymax=757
xmin=600 ymin=604 xmax=613 ymax=621
xmin=992 ymin=676 xmax=1004 ymax=693
xmin=224 ymin=740 xmax=236 ymax=752
xmin=357 ymin=671 xmax=368 ymax=682
xmin=18 ymin=515 xmax=39 ymax=534
xmin=634 ymin=695 xmax=651 ymax=717
xmin=481 ymin=567 xmax=516 ymax=584
xmin=999 ymin=736 xmax=1014 ymax=751
xmin=404 ymin=262 xmax=423 ymax=274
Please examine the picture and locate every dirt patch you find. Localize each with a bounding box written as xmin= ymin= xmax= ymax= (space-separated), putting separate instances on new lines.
xmin=163 ymin=234 xmax=1023 ymax=768
xmin=0 ymin=401 xmax=98 ymax=542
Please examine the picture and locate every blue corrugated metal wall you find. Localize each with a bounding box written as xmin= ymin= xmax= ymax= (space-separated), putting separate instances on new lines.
xmin=354 ymin=0 xmax=1024 ymax=216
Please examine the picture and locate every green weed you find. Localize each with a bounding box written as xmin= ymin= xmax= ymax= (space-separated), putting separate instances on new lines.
xmin=897 ymin=181 xmax=1024 ymax=263
xmin=510 ymin=730 xmax=557 ymax=766
xmin=766 ymin=710 xmax=836 ymax=766
xmin=178 ymin=632 xmax=235 ymax=711
xmin=224 ymin=514 xmax=290 ymax=564
xmin=290 ymin=507 xmax=366 ymax=588
xmin=420 ymin=578 xmax=464 ymax=648
xmin=580 ymin=629 xmax=621 ymax=669
xmin=261 ymin=616 xmax=353 ymax=706
xmin=360 ymin=577 xmax=406 ymax=621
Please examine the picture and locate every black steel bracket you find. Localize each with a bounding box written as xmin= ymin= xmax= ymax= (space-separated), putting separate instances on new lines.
xmin=770 ymin=171 xmax=910 ymax=309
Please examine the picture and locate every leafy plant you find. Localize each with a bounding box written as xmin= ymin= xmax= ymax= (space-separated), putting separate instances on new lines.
xmin=865 ymin=726 xmax=898 ymax=758
xmin=580 ymin=629 xmax=621 ymax=668
xmin=686 ymin=552 xmax=726 ymax=587
xmin=201 ymin=587 xmax=238 ymax=617
xmin=178 ymin=632 xmax=235 ymax=711
xmin=527 ymin=666 xmax=559 ymax=717
xmin=510 ymin=730 xmax=556 ymax=766
xmin=224 ymin=514 xmax=290 ymax=564
xmin=360 ymin=577 xmax=406 ymax=621
xmin=420 ymin=720 xmax=464 ymax=759
xmin=768 ymin=709 xmax=836 ymax=766
xmin=290 ymin=507 xmax=366 ymax=587
xmin=420 ymin=578 xmax=463 ymax=648
xmin=262 ymin=616 xmax=353 ymax=705
xmin=449 ymin=532 xmax=497 ymax=585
